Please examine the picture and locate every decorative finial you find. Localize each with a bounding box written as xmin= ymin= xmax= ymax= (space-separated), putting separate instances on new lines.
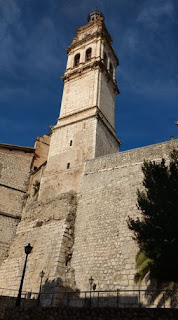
xmin=87 ymin=9 xmax=105 ymax=22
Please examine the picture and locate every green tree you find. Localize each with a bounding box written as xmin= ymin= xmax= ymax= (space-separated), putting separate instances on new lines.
xmin=128 ymin=149 xmax=178 ymax=282
xmin=134 ymin=250 xmax=153 ymax=284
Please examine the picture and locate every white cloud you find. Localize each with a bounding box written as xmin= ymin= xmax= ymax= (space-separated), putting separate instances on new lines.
xmin=0 ymin=0 xmax=22 ymax=75
xmin=126 ymin=31 xmax=139 ymax=52
xmin=0 ymin=0 xmax=64 ymax=83
xmin=0 ymin=87 xmax=29 ymax=101
xmin=137 ymin=0 xmax=174 ymax=28
xmin=0 ymin=0 xmax=20 ymax=24
xmin=24 ymin=17 xmax=61 ymax=73
xmin=119 ymin=65 xmax=178 ymax=100
xmin=116 ymin=0 xmax=177 ymax=100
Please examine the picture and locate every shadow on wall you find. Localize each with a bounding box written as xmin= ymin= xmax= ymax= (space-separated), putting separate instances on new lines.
xmin=39 ymin=280 xmax=178 ymax=308
xmin=1 ymin=278 xmax=178 ymax=312
xmin=39 ymin=279 xmax=141 ymax=308
xmin=0 ymin=277 xmax=77 ymax=314
xmin=39 ymin=277 xmax=77 ymax=307
xmin=0 ymin=277 xmax=143 ymax=310
xmin=0 ymin=280 xmax=141 ymax=312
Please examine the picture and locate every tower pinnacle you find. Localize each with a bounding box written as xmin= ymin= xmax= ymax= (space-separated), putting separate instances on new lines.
xmin=87 ymin=9 xmax=105 ymax=22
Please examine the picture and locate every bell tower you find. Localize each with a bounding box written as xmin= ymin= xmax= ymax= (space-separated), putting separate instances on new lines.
xmin=39 ymin=10 xmax=120 ymax=199
xmin=0 ymin=11 xmax=121 ymax=298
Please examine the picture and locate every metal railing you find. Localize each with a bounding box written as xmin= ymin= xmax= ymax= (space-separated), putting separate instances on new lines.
xmin=0 ymin=288 xmax=178 ymax=308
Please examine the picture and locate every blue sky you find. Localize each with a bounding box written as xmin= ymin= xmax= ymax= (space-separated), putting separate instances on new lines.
xmin=0 ymin=0 xmax=178 ymax=151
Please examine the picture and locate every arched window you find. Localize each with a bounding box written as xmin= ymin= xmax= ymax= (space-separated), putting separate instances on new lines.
xmin=86 ymin=48 xmax=92 ymax=61
xmin=74 ymin=53 xmax=80 ymax=67
xmin=109 ymin=63 xmax=113 ymax=78
xmin=104 ymin=52 xmax=107 ymax=68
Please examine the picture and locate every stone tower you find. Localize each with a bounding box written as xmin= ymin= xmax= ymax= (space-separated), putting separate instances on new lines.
xmin=39 ymin=9 xmax=120 ymax=199
xmin=0 ymin=10 xmax=120 ymax=300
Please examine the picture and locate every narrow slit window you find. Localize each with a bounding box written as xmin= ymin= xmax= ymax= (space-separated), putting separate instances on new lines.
xmin=67 ymin=163 xmax=70 ymax=169
xmin=104 ymin=52 xmax=107 ymax=68
xmin=70 ymin=140 xmax=73 ymax=146
xmin=109 ymin=63 xmax=113 ymax=78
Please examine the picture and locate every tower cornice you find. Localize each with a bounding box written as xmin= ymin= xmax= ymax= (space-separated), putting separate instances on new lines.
xmin=62 ymin=60 xmax=119 ymax=95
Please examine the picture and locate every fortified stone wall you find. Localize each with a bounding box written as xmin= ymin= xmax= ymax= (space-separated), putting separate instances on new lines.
xmin=0 ymin=192 xmax=77 ymax=295
xmin=71 ymin=139 xmax=178 ymax=291
xmin=0 ymin=147 xmax=34 ymax=196
xmin=0 ymin=216 xmax=19 ymax=267
xmin=0 ymin=145 xmax=34 ymax=266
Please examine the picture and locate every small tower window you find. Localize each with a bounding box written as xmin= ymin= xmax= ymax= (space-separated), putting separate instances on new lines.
xmin=85 ymin=48 xmax=92 ymax=61
xmin=109 ymin=63 xmax=113 ymax=78
xmin=67 ymin=163 xmax=70 ymax=169
xmin=104 ymin=52 xmax=107 ymax=68
xmin=74 ymin=53 xmax=80 ymax=67
xmin=70 ymin=140 xmax=73 ymax=146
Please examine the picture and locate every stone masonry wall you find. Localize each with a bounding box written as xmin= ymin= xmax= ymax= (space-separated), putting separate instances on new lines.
xmin=32 ymin=134 xmax=51 ymax=170
xmin=71 ymin=140 xmax=178 ymax=292
xmin=0 ymin=148 xmax=33 ymax=191
xmin=98 ymin=71 xmax=115 ymax=128
xmin=0 ymin=147 xmax=34 ymax=266
xmin=39 ymin=117 xmax=97 ymax=200
xmin=60 ymin=70 xmax=97 ymax=118
xmin=28 ymin=162 xmax=46 ymax=196
xmin=95 ymin=118 xmax=119 ymax=157
xmin=0 ymin=188 xmax=25 ymax=217
xmin=0 ymin=192 xmax=77 ymax=295
xmin=0 ymin=215 xmax=19 ymax=266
